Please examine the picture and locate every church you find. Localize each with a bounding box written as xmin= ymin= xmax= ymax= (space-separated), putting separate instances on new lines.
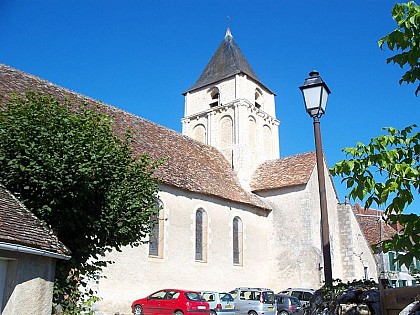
xmin=0 ymin=29 xmax=377 ymax=315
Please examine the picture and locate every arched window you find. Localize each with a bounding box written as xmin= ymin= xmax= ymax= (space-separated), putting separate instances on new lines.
xmin=233 ymin=216 xmax=243 ymax=265
xmin=209 ymin=87 xmax=220 ymax=108
xmin=220 ymin=115 xmax=234 ymax=165
xmin=220 ymin=116 xmax=233 ymax=149
xmin=149 ymin=200 xmax=164 ymax=257
xmin=263 ymin=125 xmax=272 ymax=157
xmin=195 ymin=208 xmax=208 ymax=261
xmin=248 ymin=116 xmax=257 ymax=161
xmin=255 ymin=88 xmax=263 ymax=109
xmin=193 ymin=124 xmax=206 ymax=144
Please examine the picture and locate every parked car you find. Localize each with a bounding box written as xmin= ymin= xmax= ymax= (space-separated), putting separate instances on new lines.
xmin=275 ymin=294 xmax=304 ymax=315
xmin=200 ymin=291 xmax=235 ymax=315
xmin=278 ymin=288 xmax=315 ymax=307
xmin=229 ymin=287 xmax=276 ymax=315
xmin=131 ymin=288 xmax=210 ymax=315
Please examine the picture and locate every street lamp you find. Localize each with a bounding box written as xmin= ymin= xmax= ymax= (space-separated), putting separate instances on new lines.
xmin=299 ymin=70 xmax=333 ymax=286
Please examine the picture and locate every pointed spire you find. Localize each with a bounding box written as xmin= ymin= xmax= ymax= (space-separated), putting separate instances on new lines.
xmin=185 ymin=29 xmax=268 ymax=94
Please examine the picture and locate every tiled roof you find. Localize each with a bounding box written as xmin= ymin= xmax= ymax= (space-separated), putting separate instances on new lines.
xmin=0 ymin=185 xmax=70 ymax=256
xmin=353 ymin=204 xmax=398 ymax=247
xmin=0 ymin=64 xmax=269 ymax=210
xmin=185 ymin=29 xmax=273 ymax=94
xmin=250 ymin=152 xmax=316 ymax=192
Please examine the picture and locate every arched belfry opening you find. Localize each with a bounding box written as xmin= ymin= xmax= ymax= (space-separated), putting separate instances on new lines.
xmin=208 ymin=87 xmax=220 ymax=108
xmin=255 ymin=88 xmax=263 ymax=109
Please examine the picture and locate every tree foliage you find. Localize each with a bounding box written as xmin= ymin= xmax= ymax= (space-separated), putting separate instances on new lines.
xmin=330 ymin=125 xmax=420 ymax=267
xmin=331 ymin=1 xmax=420 ymax=269
xmin=379 ymin=1 xmax=420 ymax=96
xmin=0 ymin=92 xmax=161 ymax=313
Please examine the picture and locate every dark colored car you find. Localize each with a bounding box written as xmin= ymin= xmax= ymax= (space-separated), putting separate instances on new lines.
xmin=275 ymin=294 xmax=304 ymax=315
xmin=131 ymin=289 xmax=210 ymax=315
xmin=278 ymin=288 xmax=315 ymax=308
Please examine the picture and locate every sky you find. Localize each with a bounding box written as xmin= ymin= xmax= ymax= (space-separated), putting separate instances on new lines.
xmin=0 ymin=1 xmax=419 ymax=214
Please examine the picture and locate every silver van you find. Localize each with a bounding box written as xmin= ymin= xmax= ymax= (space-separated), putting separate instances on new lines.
xmin=229 ymin=287 xmax=276 ymax=315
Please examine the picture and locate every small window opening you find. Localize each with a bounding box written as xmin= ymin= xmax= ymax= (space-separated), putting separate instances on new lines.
xmin=209 ymin=87 xmax=220 ymax=108
xmin=255 ymin=89 xmax=262 ymax=109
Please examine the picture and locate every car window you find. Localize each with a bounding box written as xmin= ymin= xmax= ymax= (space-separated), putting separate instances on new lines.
xmin=291 ymin=291 xmax=303 ymax=300
xmin=150 ymin=290 xmax=167 ymax=299
xmin=276 ymin=296 xmax=284 ymax=304
xmin=262 ymin=291 xmax=275 ymax=303
xmin=302 ymin=292 xmax=313 ymax=301
xmin=202 ymin=293 xmax=215 ymax=302
xmin=239 ymin=290 xmax=252 ymax=300
xmin=229 ymin=290 xmax=238 ymax=299
xmin=168 ymin=291 xmax=180 ymax=299
xmin=220 ymin=293 xmax=234 ymax=302
xmin=185 ymin=292 xmax=202 ymax=301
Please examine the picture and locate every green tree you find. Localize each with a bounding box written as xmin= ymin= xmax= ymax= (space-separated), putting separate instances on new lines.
xmin=330 ymin=125 xmax=420 ymax=267
xmin=331 ymin=1 xmax=420 ymax=268
xmin=379 ymin=1 xmax=420 ymax=95
xmin=0 ymin=92 xmax=161 ymax=313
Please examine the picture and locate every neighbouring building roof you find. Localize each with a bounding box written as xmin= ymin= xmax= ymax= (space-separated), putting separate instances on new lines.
xmin=250 ymin=152 xmax=317 ymax=192
xmin=353 ymin=204 xmax=398 ymax=247
xmin=0 ymin=64 xmax=269 ymax=210
xmin=184 ymin=29 xmax=273 ymax=94
xmin=0 ymin=185 xmax=70 ymax=257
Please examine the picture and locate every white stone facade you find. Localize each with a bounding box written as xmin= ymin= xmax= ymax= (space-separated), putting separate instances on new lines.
xmin=96 ymin=184 xmax=272 ymax=314
xmin=93 ymin=31 xmax=378 ymax=314
xmin=96 ymin=165 xmax=378 ymax=315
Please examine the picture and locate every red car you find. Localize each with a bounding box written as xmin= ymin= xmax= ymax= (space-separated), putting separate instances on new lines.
xmin=131 ymin=288 xmax=210 ymax=315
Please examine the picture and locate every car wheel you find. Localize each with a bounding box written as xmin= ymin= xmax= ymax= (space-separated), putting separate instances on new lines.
xmin=133 ymin=305 xmax=143 ymax=315
xmin=174 ymin=311 xmax=184 ymax=315
xmin=211 ymin=311 xmax=217 ymax=315
xmin=249 ymin=312 xmax=258 ymax=315
xmin=279 ymin=311 xmax=289 ymax=315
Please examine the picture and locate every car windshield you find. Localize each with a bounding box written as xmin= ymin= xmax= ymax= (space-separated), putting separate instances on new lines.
xmin=262 ymin=291 xmax=275 ymax=303
xmin=185 ymin=292 xmax=202 ymax=301
xmin=220 ymin=293 xmax=234 ymax=302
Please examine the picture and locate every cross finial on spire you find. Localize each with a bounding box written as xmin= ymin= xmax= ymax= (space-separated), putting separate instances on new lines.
xmin=225 ymin=16 xmax=232 ymax=38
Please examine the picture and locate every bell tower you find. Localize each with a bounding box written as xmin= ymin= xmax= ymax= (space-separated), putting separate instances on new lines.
xmin=182 ymin=29 xmax=280 ymax=187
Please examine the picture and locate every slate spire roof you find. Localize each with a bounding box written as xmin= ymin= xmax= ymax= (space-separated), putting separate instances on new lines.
xmin=185 ymin=28 xmax=268 ymax=94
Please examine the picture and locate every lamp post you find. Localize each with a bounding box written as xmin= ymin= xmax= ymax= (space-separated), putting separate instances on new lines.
xmin=299 ymin=70 xmax=333 ymax=286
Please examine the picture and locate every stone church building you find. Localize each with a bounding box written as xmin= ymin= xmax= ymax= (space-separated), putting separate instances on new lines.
xmin=0 ymin=29 xmax=377 ymax=315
